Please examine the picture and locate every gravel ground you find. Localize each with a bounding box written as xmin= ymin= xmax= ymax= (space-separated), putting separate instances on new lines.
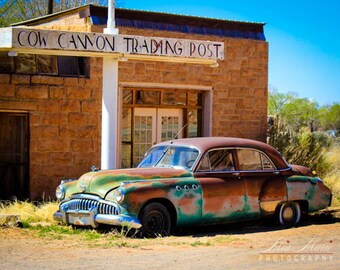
xmin=0 ymin=209 xmax=339 ymax=270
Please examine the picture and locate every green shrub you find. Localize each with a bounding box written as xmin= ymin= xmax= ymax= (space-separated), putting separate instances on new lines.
xmin=269 ymin=126 xmax=333 ymax=177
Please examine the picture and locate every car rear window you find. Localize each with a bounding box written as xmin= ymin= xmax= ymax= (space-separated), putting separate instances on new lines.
xmin=237 ymin=149 xmax=275 ymax=171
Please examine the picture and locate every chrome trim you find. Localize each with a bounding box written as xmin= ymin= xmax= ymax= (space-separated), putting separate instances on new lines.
xmin=53 ymin=210 xmax=142 ymax=229
xmin=53 ymin=194 xmax=142 ymax=229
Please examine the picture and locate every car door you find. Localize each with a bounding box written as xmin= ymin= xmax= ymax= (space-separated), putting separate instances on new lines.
xmin=235 ymin=148 xmax=287 ymax=219
xmin=193 ymin=148 xmax=246 ymax=224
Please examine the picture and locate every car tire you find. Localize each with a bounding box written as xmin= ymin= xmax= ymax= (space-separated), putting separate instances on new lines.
xmin=278 ymin=201 xmax=301 ymax=227
xmin=139 ymin=202 xmax=171 ymax=238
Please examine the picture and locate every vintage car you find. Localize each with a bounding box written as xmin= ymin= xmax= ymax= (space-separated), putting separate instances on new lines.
xmin=53 ymin=137 xmax=332 ymax=237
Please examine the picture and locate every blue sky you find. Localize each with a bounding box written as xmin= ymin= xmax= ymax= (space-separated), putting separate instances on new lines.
xmin=119 ymin=0 xmax=340 ymax=106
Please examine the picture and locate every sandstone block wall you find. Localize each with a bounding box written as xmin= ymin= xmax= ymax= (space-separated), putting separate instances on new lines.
xmin=1 ymin=15 xmax=268 ymax=199
xmin=0 ymin=60 xmax=102 ymax=199
xmin=114 ymin=26 xmax=268 ymax=141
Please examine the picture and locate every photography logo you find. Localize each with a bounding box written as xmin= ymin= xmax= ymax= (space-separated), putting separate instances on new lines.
xmin=259 ymin=238 xmax=334 ymax=263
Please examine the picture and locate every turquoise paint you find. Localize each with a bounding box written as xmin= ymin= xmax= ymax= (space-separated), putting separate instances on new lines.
xmin=286 ymin=175 xmax=320 ymax=184
xmin=69 ymin=169 xmax=194 ymax=199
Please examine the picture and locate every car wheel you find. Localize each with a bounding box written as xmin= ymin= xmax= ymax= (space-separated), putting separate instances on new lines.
xmin=139 ymin=202 xmax=171 ymax=238
xmin=278 ymin=201 xmax=301 ymax=227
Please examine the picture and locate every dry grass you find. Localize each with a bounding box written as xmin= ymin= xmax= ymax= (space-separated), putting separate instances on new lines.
xmin=323 ymin=145 xmax=340 ymax=206
xmin=327 ymin=145 xmax=340 ymax=170
xmin=0 ymin=200 xmax=58 ymax=223
xmin=323 ymin=171 xmax=340 ymax=206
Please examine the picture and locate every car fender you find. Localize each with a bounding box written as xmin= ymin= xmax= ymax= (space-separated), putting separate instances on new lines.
xmin=118 ymin=177 xmax=203 ymax=226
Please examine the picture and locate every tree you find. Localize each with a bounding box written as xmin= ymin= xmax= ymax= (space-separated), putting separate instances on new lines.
xmin=267 ymin=87 xmax=340 ymax=176
xmin=319 ymin=103 xmax=340 ymax=135
xmin=268 ymin=87 xmax=295 ymax=117
xmin=0 ymin=0 xmax=124 ymax=27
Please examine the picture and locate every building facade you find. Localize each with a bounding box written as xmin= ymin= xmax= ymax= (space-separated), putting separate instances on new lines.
xmin=0 ymin=5 xmax=268 ymax=200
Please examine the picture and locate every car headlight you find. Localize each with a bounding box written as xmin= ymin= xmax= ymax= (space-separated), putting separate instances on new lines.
xmin=56 ymin=185 xmax=65 ymax=200
xmin=113 ymin=188 xmax=125 ymax=203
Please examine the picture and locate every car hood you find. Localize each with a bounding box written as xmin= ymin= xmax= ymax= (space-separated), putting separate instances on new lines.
xmin=75 ymin=167 xmax=193 ymax=198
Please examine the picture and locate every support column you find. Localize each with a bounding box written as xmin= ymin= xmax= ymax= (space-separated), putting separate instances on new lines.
xmin=101 ymin=0 xmax=119 ymax=170
xmin=101 ymin=58 xmax=118 ymax=169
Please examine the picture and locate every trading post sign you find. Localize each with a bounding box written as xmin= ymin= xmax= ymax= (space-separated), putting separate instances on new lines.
xmin=0 ymin=27 xmax=224 ymax=60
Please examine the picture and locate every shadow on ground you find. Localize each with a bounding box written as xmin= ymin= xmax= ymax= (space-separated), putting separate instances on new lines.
xmin=173 ymin=207 xmax=340 ymax=238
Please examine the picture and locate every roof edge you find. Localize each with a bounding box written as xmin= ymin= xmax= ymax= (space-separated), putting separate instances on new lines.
xmin=11 ymin=4 xmax=265 ymax=28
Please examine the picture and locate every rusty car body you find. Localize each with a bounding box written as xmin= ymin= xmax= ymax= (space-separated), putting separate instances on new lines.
xmin=53 ymin=137 xmax=332 ymax=237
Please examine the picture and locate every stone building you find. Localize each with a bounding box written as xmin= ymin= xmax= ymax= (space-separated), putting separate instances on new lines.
xmin=0 ymin=5 xmax=268 ymax=200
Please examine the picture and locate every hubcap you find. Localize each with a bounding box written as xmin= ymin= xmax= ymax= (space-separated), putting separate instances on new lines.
xmin=145 ymin=211 xmax=164 ymax=234
xmin=282 ymin=205 xmax=294 ymax=223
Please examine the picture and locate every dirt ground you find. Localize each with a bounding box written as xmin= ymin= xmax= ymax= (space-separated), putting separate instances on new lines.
xmin=0 ymin=209 xmax=339 ymax=270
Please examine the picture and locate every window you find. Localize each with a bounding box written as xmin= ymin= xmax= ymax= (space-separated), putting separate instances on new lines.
xmin=197 ymin=149 xmax=235 ymax=172
xmin=57 ymin=56 xmax=87 ymax=77
xmin=138 ymin=145 xmax=199 ymax=170
xmin=121 ymin=88 xmax=204 ymax=168
xmin=237 ymin=149 xmax=275 ymax=171
xmin=0 ymin=52 xmax=88 ymax=77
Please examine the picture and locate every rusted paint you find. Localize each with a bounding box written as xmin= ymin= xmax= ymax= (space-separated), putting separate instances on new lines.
xmin=118 ymin=177 xmax=202 ymax=225
xmin=70 ymin=167 xmax=193 ymax=199
xmin=55 ymin=137 xmax=332 ymax=231
xmin=242 ymin=175 xmax=287 ymax=217
xmin=260 ymin=201 xmax=281 ymax=216
xmin=286 ymin=177 xmax=331 ymax=211
xmin=196 ymin=177 xmax=246 ymax=222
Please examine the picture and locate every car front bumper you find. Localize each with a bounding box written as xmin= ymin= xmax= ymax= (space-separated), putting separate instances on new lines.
xmin=53 ymin=195 xmax=142 ymax=229
xmin=53 ymin=210 xmax=142 ymax=229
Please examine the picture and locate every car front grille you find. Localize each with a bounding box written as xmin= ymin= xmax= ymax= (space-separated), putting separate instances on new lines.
xmin=61 ymin=197 xmax=119 ymax=215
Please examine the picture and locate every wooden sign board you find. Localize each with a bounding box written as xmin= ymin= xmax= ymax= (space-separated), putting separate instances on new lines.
xmin=0 ymin=27 xmax=224 ymax=60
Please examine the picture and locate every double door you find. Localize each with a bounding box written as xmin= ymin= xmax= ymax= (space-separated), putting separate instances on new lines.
xmin=133 ymin=108 xmax=183 ymax=166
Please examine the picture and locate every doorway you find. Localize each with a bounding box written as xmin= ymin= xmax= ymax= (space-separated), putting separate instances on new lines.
xmin=0 ymin=112 xmax=29 ymax=200
xmin=133 ymin=108 xmax=183 ymax=166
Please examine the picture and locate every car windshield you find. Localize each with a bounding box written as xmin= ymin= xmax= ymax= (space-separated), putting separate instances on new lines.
xmin=138 ymin=145 xmax=199 ymax=170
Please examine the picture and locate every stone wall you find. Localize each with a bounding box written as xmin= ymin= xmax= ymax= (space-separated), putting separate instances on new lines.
xmin=114 ymin=26 xmax=268 ymax=141
xmin=0 ymin=61 xmax=102 ymax=199
xmin=0 ymin=15 xmax=268 ymax=199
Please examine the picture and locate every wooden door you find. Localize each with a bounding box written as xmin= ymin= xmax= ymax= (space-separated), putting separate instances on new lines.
xmin=0 ymin=112 xmax=29 ymax=200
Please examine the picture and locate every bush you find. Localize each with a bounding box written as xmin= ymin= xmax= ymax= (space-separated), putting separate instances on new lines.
xmin=269 ymin=125 xmax=333 ymax=177
xmin=0 ymin=199 xmax=58 ymax=224
xmin=323 ymin=171 xmax=340 ymax=206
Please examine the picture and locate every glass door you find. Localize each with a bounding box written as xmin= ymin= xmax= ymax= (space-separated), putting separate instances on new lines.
xmin=133 ymin=108 xmax=183 ymax=166
xmin=133 ymin=108 xmax=157 ymax=166
xmin=157 ymin=109 xmax=183 ymax=142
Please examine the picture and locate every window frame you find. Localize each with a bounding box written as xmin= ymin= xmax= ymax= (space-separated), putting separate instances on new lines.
xmin=195 ymin=147 xmax=277 ymax=173
xmin=0 ymin=52 xmax=89 ymax=78
xmin=235 ymin=147 xmax=277 ymax=172
xmin=196 ymin=147 xmax=236 ymax=172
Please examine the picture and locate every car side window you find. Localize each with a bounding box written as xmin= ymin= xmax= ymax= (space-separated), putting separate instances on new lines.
xmin=197 ymin=149 xmax=235 ymax=172
xmin=261 ymin=154 xmax=276 ymax=170
xmin=237 ymin=149 xmax=275 ymax=171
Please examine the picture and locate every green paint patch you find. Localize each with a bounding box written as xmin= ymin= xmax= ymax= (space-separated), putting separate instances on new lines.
xmin=286 ymin=175 xmax=320 ymax=184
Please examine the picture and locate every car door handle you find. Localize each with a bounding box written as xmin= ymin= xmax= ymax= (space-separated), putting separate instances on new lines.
xmin=232 ymin=172 xmax=240 ymax=176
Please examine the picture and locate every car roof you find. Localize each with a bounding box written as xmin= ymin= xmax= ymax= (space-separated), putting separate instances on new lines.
xmin=157 ymin=137 xmax=289 ymax=169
